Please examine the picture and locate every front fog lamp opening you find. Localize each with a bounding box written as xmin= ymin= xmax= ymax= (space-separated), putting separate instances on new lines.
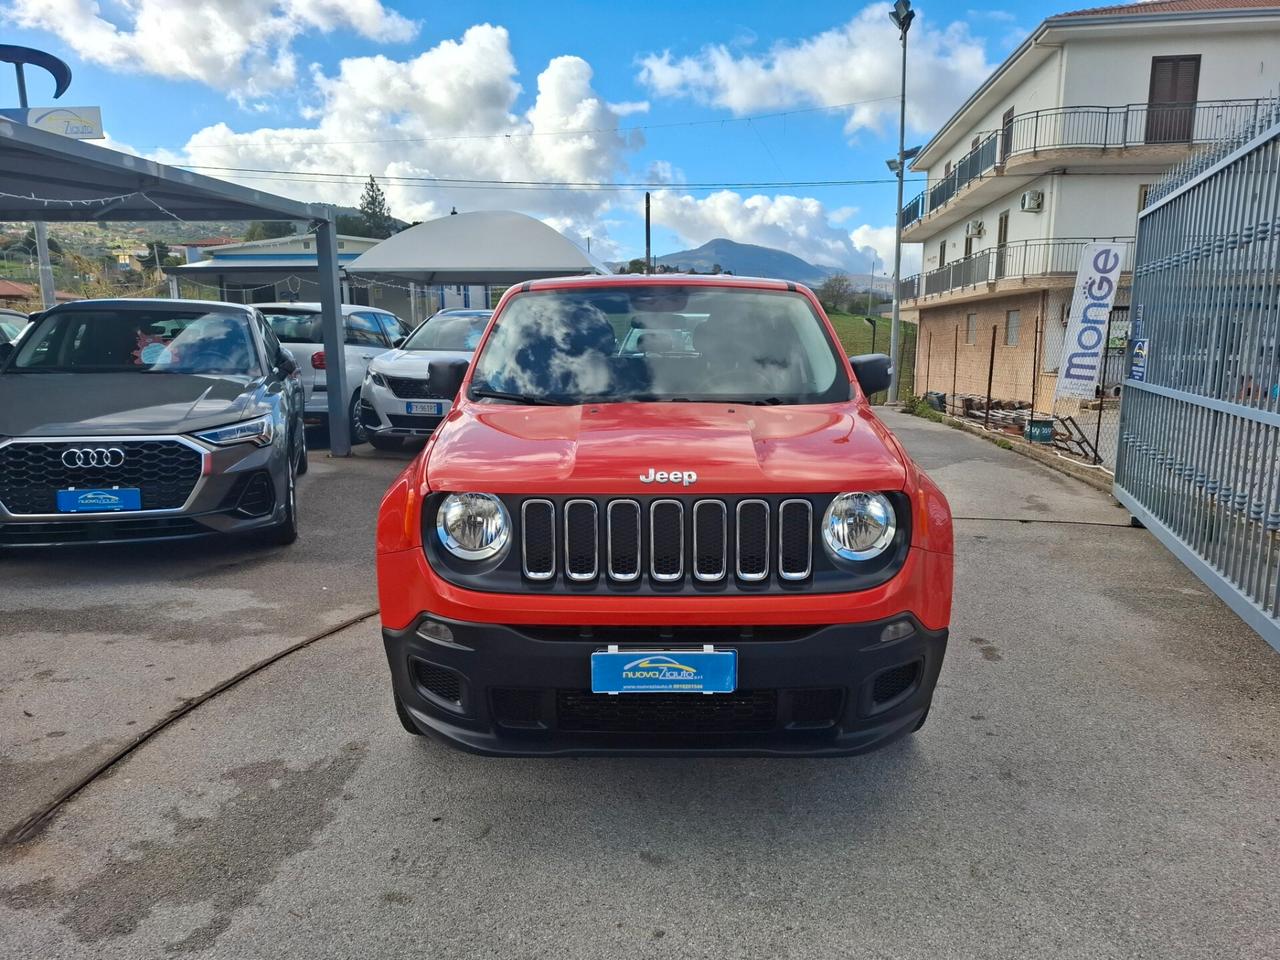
xmin=822 ymin=492 xmax=896 ymax=562
xmin=436 ymin=493 xmax=511 ymax=561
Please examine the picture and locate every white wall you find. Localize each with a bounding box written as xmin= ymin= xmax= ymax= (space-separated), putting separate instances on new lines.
xmin=920 ymin=174 xmax=1057 ymax=273
xmin=1051 ymin=174 xmax=1149 ymax=241
xmin=1062 ymin=29 xmax=1277 ymax=105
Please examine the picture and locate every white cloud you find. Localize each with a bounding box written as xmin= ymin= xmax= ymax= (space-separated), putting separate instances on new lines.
xmin=168 ymin=25 xmax=643 ymax=245
xmin=3 ymin=0 xmax=418 ymax=100
xmin=648 ymin=189 xmax=917 ymax=276
xmin=637 ymin=3 xmax=992 ymax=135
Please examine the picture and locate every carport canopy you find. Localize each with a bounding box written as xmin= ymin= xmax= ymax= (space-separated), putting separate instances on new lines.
xmin=0 ymin=119 xmax=357 ymax=454
xmin=346 ymin=209 xmax=611 ymax=285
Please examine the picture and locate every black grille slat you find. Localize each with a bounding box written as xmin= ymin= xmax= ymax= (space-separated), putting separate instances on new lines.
xmin=557 ymin=689 xmax=776 ymax=733
xmin=736 ymin=500 xmax=770 ymax=581
xmin=384 ymin=376 xmax=444 ymax=400
xmin=693 ymin=500 xmax=727 ymax=581
xmin=779 ymin=500 xmax=813 ymax=580
xmin=607 ymin=500 xmax=641 ymax=581
xmin=0 ymin=440 xmax=202 ymax=515
xmin=650 ymin=500 xmax=684 ymax=582
xmin=564 ymin=500 xmax=599 ymax=581
xmin=413 ymin=660 xmax=463 ymax=706
xmin=521 ymin=500 xmax=555 ymax=580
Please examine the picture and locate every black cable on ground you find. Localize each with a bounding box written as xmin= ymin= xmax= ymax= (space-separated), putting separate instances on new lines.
xmin=3 ymin=609 xmax=379 ymax=846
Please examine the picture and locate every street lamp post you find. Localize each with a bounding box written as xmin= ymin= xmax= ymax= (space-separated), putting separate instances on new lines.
xmin=886 ymin=0 xmax=915 ymax=402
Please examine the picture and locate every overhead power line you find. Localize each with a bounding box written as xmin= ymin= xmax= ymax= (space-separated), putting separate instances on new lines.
xmin=178 ymin=164 xmax=925 ymax=193
xmin=173 ymin=95 xmax=902 ymax=151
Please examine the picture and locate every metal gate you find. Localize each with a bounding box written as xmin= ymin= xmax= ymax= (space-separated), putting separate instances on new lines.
xmin=1115 ymin=98 xmax=1280 ymax=651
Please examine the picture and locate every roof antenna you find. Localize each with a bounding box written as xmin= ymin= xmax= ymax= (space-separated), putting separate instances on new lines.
xmin=450 ymin=206 xmax=458 ymax=215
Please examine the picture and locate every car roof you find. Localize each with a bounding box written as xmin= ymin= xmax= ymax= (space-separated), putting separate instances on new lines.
xmin=257 ymin=302 xmax=392 ymax=315
xmin=45 ymin=298 xmax=255 ymax=313
xmin=517 ymin=273 xmax=804 ymax=293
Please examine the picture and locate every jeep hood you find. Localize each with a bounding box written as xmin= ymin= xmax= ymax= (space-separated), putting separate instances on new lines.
xmin=0 ymin=372 xmax=261 ymax=437
xmin=427 ymin=401 xmax=907 ymax=494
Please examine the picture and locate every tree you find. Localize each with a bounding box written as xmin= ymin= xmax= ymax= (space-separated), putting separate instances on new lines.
xmin=137 ymin=241 xmax=178 ymax=271
xmin=358 ymin=175 xmax=395 ymax=239
xmin=335 ymin=213 xmax=366 ymax=235
xmin=622 ymin=258 xmax=648 ymax=274
xmin=817 ymin=272 xmax=854 ymax=313
xmin=243 ymin=221 xmax=296 ymax=242
xmin=4 ymin=227 xmax=62 ymax=258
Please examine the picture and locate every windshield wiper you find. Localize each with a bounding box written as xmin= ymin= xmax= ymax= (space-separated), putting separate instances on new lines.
xmin=469 ymin=388 xmax=569 ymax=406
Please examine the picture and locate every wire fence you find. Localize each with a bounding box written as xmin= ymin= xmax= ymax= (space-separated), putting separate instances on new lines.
xmin=911 ymin=286 xmax=1131 ymax=471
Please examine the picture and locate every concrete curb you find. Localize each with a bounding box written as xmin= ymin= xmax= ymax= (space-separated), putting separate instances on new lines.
xmin=893 ymin=406 xmax=1117 ymax=496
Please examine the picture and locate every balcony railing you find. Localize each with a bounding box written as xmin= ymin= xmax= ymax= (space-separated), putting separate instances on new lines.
xmin=900 ymin=99 xmax=1268 ymax=227
xmin=898 ymin=236 xmax=1134 ymax=302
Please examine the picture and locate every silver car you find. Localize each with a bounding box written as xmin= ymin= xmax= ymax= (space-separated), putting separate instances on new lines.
xmin=358 ymin=309 xmax=491 ymax=450
xmin=258 ymin=302 xmax=413 ymax=445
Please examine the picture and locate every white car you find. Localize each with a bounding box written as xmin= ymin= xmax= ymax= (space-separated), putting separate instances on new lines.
xmin=258 ymin=302 xmax=413 ymax=444
xmin=358 ymin=309 xmax=491 ymax=450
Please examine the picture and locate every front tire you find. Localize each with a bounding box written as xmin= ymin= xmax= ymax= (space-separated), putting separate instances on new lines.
xmin=263 ymin=464 xmax=299 ymax=546
xmin=349 ymin=393 xmax=369 ymax=446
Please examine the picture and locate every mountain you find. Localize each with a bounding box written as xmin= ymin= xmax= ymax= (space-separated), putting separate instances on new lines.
xmin=653 ymin=238 xmax=838 ymax=285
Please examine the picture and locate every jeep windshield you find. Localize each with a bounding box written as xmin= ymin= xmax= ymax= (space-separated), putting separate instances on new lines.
xmin=468 ymin=285 xmax=849 ymax=405
xmin=8 ymin=308 xmax=261 ymax=375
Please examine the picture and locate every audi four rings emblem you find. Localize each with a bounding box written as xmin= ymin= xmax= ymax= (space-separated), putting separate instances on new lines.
xmin=61 ymin=447 xmax=127 ymax=468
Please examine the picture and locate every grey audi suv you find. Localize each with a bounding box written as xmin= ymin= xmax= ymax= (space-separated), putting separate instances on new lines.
xmin=0 ymin=299 xmax=306 ymax=547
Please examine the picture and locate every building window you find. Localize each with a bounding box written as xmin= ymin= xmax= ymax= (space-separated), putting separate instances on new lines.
xmin=944 ymin=160 xmax=953 ymax=177
xmin=938 ymin=239 xmax=947 ymax=268
xmin=302 ymin=240 xmax=311 ymax=250
xmin=965 ymin=313 xmax=977 ymax=345
xmin=1138 ymin=184 xmax=1152 ymax=210
xmin=337 ymin=241 xmax=346 ymax=250
xmin=1005 ymin=309 xmax=1021 ymax=346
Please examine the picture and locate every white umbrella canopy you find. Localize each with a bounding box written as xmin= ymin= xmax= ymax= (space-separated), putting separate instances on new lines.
xmin=345 ymin=210 xmax=612 ymax=285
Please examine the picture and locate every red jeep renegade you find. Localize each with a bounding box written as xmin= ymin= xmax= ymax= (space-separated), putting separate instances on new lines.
xmin=376 ymin=275 xmax=953 ymax=756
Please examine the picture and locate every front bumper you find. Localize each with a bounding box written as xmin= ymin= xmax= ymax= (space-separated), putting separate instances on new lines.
xmin=359 ymin=380 xmax=450 ymax=437
xmin=384 ymin=614 xmax=947 ymax=756
xmin=0 ymin=435 xmax=291 ymax=547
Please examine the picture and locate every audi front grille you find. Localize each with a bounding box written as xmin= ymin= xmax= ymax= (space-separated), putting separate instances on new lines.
xmin=0 ymin=437 xmax=205 ymax=516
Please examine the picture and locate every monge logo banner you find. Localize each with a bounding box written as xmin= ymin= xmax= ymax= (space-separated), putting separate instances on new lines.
xmin=1054 ymin=242 xmax=1126 ymax=402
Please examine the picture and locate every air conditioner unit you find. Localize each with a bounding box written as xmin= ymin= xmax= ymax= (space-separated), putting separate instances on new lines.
xmin=964 ymin=219 xmax=985 ymax=238
xmin=1020 ymin=190 xmax=1044 ymax=213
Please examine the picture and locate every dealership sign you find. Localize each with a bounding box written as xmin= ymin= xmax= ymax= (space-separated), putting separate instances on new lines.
xmin=1054 ymin=242 xmax=1126 ymax=402
xmin=0 ymin=105 xmax=103 ymax=139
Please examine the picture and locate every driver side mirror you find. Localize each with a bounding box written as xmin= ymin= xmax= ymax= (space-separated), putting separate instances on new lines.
xmin=393 ymin=337 xmax=406 ymax=348
xmin=276 ymin=352 xmax=298 ymax=376
xmin=849 ymin=353 xmax=893 ymax=396
xmin=0 ymin=341 xmax=13 ymax=366
xmin=428 ymin=357 xmax=469 ymax=399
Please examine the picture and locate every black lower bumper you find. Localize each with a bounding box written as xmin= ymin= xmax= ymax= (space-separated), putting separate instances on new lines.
xmin=383 ymin=615 xmax=947 ymax=757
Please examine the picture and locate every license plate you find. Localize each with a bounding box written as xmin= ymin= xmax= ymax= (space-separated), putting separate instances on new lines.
xmin=591 ymin=648 xmax=737 ymax=694
xmin=406 ymin=401 xmax=444 ymax=416
xmin=56 ymin=487 xmax=142 ymax=513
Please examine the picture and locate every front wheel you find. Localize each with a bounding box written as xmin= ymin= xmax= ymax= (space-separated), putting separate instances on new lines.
xmin=262 ymin=465 xmax=299 ymax=546
xmin=348 ymin=393 xmax=369 ymax=446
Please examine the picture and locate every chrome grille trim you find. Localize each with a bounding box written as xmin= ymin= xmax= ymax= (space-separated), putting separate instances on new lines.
xmin=606 ymin=499 xmax=642 ymax=582
xmin=520 ymin=499 xmax=555 ymax=581
xmin=778 ymin=499 xmax=814 ymax=581
xmin=735 ymin=499 xmax=770 ymax=582
xmin=692 ymin=500 xmax=728 ymax=581
xmin=649 ymin=499 xmax=685 ymax=582
xmin=563 ymin=499 xmax=599 ymax=581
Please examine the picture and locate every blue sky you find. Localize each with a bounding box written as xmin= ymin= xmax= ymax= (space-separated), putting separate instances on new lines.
xmin=1 ymin=1 xmax=1072 ymax=273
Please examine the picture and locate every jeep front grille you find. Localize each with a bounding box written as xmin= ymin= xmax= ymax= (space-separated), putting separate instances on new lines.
xmin=518 ymin=496 xmax=815 ymax=587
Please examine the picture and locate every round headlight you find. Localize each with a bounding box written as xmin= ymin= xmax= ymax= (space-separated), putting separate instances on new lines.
xmin=821 ymin=492 xmax=896 ymax=561
xmin=436 ymin=493 xmax=510 ymax=560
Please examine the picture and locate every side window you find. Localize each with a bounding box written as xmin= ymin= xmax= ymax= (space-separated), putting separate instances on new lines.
xmin=374 ymin=312 xmax=407 ymax=343
xmin=254 ymin=311 xmax=284 ymax=362
xmin=344 ymin=312 xmax=388 ymax=347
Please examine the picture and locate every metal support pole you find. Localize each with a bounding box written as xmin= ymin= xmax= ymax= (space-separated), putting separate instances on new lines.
xmin=409 ymin=281 xmax=419 ymax=327
xmin=1093 ymin=308 xmax=1115 ymax=465
xmin=168 ymin=275 xmax=179 ymax=298
xmin=1030 ymin=312 xmax=1041 ymax=417
xmin=315 ymin=215 xmax=351 ymax=457
xmin=925 ymin=331 xmax=932 ymax=395
xmin=887 ymin=28 xmax=909 ymax=402
xmin=644 ymin=192 xmax=652 ymax=275
xmin=984 ymin=324 xmax=997 ymax=430
xmin=952 ymin=324 xmax=959 ymax=413
xmin=32 ymin=222 xmax=55 ymax=309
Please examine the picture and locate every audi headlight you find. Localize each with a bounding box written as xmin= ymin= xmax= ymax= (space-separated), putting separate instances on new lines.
xmin=195 ymin=414 xmax=274 ymax=447
xmin=821 ymin=492 xmax=896 ymax=561
xmin=436 ymin=493 xmax=510 ymax=560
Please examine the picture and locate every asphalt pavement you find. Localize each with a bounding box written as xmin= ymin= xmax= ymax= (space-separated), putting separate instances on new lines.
xmin=1 ymin=412 xmax=1277 ymax=959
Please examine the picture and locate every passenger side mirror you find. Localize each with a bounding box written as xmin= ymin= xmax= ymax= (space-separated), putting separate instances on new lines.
xmin=849 ymin=353 xmax=893 ymax=396
xmin=276 ymin=352 xmax=298 ymax=376
xmin=393 ymin=337 xmax=406 ymax=348
xmin=428 ymin=357 xmax=469 ymax=399
xmin=0 ymin=341 xmax=13 ymax=367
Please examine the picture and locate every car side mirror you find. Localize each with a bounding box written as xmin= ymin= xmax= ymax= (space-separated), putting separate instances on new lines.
xmin=428 ymin=357 xmax=469 ymax=399
xmin=277 ymin=352 xmax=298 ymax=376
xmin=849 ymin=353 xmax=893 ymax=396
xmin=0 ymin=341 xmax=13 ymax=367
xmin=393 ymin=337 xmax=406 ymax=348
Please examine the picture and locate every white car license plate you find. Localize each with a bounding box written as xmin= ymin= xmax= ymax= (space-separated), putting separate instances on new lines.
xmin=406 ymin=401 xmax=444 ymax=416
